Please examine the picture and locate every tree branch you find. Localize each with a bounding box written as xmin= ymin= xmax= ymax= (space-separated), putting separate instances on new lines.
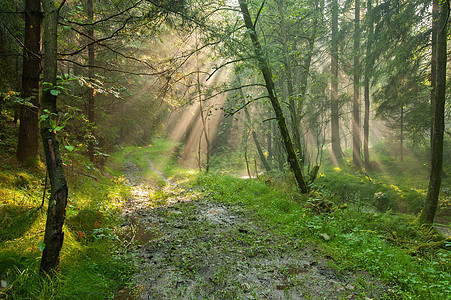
xmin=61 ymin=0 xmax=144 ymax=27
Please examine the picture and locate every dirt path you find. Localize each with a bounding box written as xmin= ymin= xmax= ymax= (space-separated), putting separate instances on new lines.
xmin=116 ymin=154 xmax=389 ymax=299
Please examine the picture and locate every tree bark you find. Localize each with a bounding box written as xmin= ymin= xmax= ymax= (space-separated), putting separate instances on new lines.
xmin=196 ymin=32 xmax=210 ymax=172
xmin=236 ymin=75 xmax=271 ymax=172
xmin=430 ymin=0 xmax=438 ymax=154
xmin=86 ymin=0 xmax=96 ymax=160
xmin=418 ymin=0 xmax=448 ymax=225
xmin=330 ymin=0 xmax=342 ymax=164
xmin=363 ymin=0 xmax=373 ymax=169
xmin=17 ymin=0 xmax=42 ymax=164
xmin=400 ymin=105 xmax=404 ymax=162
xmin=239 ymin=0 xmax=308 ymax=193
xmin=39 ymin=0 xmax=69 ymax=275
xmin=276 ymin=0 xmax=302 ymax=157
xmin=352 ymin=0 xmax=363 ymax=168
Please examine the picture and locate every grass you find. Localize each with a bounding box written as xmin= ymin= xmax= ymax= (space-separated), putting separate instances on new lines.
xmin=0 ymin=120 xmax=134 ymax=299
xmin=1 ymin=124 xmax=449 ymax=299
xmin=192 ymin=171 xmax=451 ymax=299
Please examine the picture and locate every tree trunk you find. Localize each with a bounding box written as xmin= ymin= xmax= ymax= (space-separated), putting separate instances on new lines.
xmin=237 ymin=76 xmax=271 ymax=172
xmin=39 ymin=0 xmax=69 ymax=275
xmin=86 ymin=0 xmax=96 ymax=160
xmin=196 ymin=32 xmax=210 ymax=172
xmin=245 ymin=105 xmax=271 ymax=172
xmin=400 ymin=106 xmax=404 ymax=162
xmin=352 ymin=0 xmax=363 ymax=168
xmin=330 ymin=0 xmax=342 ymax=164
xmin=363 ymin=0 xmax=373 ymax=169
xmin=17 ymin=0 xmax=42 ymax=164
xmin=239 ymin=0 xmax=308 ymax=193
xmin=276 ymin=0 xmax=302 ymax=157
xmin=266 ymin=107 xmax=273 ymax=167
xmin=430 ymin=0 xmax=438 ymax=154
xmin=418 ymin=0 xmax=448 ymax=225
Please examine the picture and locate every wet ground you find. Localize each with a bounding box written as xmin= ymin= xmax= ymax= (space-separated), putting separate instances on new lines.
xmin=115 ymin=154 xmax=390 ymax=299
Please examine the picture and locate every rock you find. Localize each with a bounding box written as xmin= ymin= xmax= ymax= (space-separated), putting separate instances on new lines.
xmin=1 ymin=280 xmax=8 ymax=288
xmin=320 ymin=233 xmax=330 ymax=241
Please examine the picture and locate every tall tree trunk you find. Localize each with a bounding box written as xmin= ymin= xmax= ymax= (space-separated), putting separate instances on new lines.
xmin=40 ymin=0 xmax=68 ymax=275
xmin=196 ymin=32 xmax=210 ymax=172
xmin=17 ymin=0 xmax=42 ymax=164
xmin=352 ymin=0 xmax=363 ymax=168
xmin=266 ymin=107 xmax=273 ymax=167
xmin=297 ymin=0 xmax=320 ymax=167
xmin=241 ymin=92 xmax=271 ymax=172
xmin=239 ymin=0 xmax=308 ymax=193
xmin=276 ymin=0 xmax=302 ymax=157
xmin=330 ymin=0 xmax=342 ymax=164
xmin=363 ymin=0 xmax=373 ymax=169
xmin=418 ymin=0 xmax=448 ymax=225
xmin=86 ymin=0 xmax=96 ymax=160
xmin=275 ymin=123 xmax=285 ymax=172
xmin=430 ymin=0 xmax=439 ymax=154
xmin=400 ymin=105 xmax=404 ymax=162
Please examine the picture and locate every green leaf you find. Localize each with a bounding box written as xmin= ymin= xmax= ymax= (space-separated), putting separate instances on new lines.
xmin=50 ymin=89 xmax=60 ymax=96
xmin=54 ymin=126 xmax=63 ymax=132
xmin=65 ymin=145 xmax=74 ymax=152
xmin=49 ymin=119 xmax=56 ymax=128
xmin=38 ymin=241 xmax=46 ymax=251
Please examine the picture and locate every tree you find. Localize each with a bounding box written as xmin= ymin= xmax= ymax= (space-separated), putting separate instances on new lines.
xmin=86 ymin=0 xmax=96 ymax=160
xmin=418 ymin=0 xmax=449 ymax=225
xmin=363 ymin=0 xmax=373 ymax=169
xmin=330 ymin=0 xmax=342 ymax=164
xmin=39 ymin=0 xmax=68 ymax=275
xmin=238 ymin=0 xmax=308 ymax=193
xmin=352 ymin=0 xmax=363 ymax=168
xmin=16 ymin=0 xmax=41 ymax=164
xmin=236 ymin=75 xmax=271 ymax=172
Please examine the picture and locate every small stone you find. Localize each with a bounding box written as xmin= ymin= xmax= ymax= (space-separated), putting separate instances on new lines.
xmin=1 ymin=280 xmax=8 ymax=288
xmin=320 ymin=233 xmax=330 ymax=241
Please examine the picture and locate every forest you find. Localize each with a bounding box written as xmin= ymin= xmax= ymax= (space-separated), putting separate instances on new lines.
xmin=0 ymin=0 xmax=450 ymax=299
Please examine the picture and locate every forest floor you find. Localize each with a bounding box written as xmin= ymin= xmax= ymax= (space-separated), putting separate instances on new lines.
xmin=114 ymin=152 xmax=391 ymax=300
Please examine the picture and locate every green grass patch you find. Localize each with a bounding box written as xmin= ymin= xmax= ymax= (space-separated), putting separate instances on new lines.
xmin=192 ymin=172 xmax=451 ymax=299
xmin=0 ymin=148 xmax=133 ymax=299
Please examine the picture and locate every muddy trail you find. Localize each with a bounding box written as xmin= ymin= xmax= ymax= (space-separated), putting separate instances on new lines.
xmin=116 ymin=153 xmax=389 ymax=299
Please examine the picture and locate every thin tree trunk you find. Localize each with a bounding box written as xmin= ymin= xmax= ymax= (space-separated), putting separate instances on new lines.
xmin=400 ymin=105 xmax=404 ymax=162
xmin=297 ymin=0 xmax=320 ymax=167
xmin=196 ymin=33 xmax=210 ymax=172
xmin=418 ymin=0 xmax=448 ymax=225
xmin=39 ymin=0 xmax=68 ymax=275
xmin=275 ymin=125 xmax=284 ymax=172
xmin=266 ymin=108 xmax=273 ymax=166
xmin=237 ymin=76 xmax=271 ymax=172
xmin=430 ymin=0 xmax=438 ymax=155
xmin=244 ymin=106 xmax=271 ymax=172
xmin=276 ymin=0 xmax=302 ymax=156
xmin=239 ymin=0 xmax=308 ymax=193
xmin=352 ymin=0 xmax=363 ymax=168
xmin=17 ymin=0 xmax=41 ymax=164
xmin=330 ymin=0 xmax=342 ymax=164
xmin=244 ymin=141 xmax=251 ymax=178
xmin=86 ymin=0 xmax=96 ymax=160
xmin=363 ymin=0 xmax=373 ymax=169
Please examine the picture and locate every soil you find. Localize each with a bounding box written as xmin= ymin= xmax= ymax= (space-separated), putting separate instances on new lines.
xmin=115 ymin=154 xmax=390 ymax=299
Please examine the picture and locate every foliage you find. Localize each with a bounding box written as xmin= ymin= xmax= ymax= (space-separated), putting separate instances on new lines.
xmin=0 ymin=127 xmax=133 ymax=299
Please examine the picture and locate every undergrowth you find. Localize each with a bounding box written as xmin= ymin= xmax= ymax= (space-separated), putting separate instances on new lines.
xmin=0 ymin=120 xmax=133 ymax=299
xmin=193 ymin=172 xmax=451 ymax=299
